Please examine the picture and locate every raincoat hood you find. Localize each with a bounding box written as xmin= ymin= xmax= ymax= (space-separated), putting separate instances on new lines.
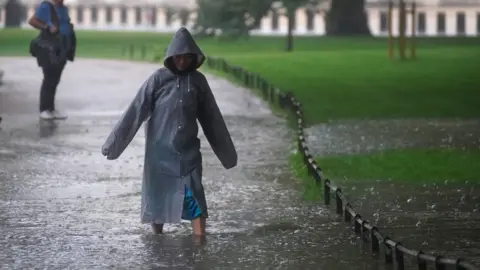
xmin=164 ymin=27 xmax=205 ymax=73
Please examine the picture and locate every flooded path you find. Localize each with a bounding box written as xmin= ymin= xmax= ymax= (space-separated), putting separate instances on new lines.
xmin=0 ymin=57 xmax=396 ymax=269
xmin=305 ymin=119 xmax=480 ymax=264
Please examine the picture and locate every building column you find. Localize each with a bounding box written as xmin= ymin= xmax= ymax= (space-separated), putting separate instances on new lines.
xmin=313 ymin=12 xmax=325 ymax=35
xmin=0 ymin=7 xmax=4 ymax=25
xmin=141 ymin=6 xmax=149 ymax=26
xmin=445 ymin=9 xmax=456 ymax=36
xmin=156 ymin=7 xmax=166 ymax=30
xmin=367 ymin=8 xmax=379 ymax=36
xmin=127 ymin=6 xmax=135 ymax=28
xmin=187 ymin=11 xmax=196 ymax=29
xmin=465 ymin=9 xmax=477 ymax=36
xmin=260 ymin=11 xmax=272 ymax=34
xmin=84 ymin=6 xmax=92 ymax=28
xmin=98 ymin=6 xmax=106 ymax=28
xmin=69 ymin=6 xmax=77 ymax=25
xmin=113 ymin=6 xmax=121 ymax=26
xmin=425 ymin=9 xmax=437 ymax=36
xmin=278 ymin=8 xmax=288 ymax=34
xmin=171 ymin=13 xmax=182 ymax=30
xmin=295 ymin=8 xmax=307 ymax=34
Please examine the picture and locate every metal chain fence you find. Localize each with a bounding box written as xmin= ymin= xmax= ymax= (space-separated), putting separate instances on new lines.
xmin=125 ymin=45 xmax=479 ymax=270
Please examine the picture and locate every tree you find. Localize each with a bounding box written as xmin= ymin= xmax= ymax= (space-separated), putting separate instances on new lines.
xmin=3 ymin=0 xmax=25 ymax=28
xmin=194 ymin=0 xmax=274 ymax=39
xmin=178 ymin=8 xmax=190 ymax=26
xmin=276 ymin=0 xmax=320 ymax=52
xmin=325 ymin=0 xmax=370 ymax=36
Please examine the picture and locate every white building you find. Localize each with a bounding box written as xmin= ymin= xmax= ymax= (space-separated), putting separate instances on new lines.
xmin=0 ymin=0 xmax=479 ymax=36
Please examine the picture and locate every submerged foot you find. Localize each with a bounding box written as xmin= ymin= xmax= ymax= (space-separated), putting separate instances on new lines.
xmin=151 ymin=223 xmax=164 ymax=234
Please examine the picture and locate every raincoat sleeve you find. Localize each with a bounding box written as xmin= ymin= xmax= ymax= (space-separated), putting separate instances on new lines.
xmin=197 ymin=73 xmax=238 ymax=169
xmin=102 ymin=72 xmax=158 ymax=160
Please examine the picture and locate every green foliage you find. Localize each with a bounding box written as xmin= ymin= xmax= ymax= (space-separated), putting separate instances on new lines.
xmin=194 ymin=0 xmax=274 ymax=39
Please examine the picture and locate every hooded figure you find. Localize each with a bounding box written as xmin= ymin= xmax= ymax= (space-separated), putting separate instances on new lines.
xmin=101 ymin=27 xmax=237 ymax=235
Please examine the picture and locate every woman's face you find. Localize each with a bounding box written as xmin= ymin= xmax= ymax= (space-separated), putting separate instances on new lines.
xmin=173 ymin=54 xmax=194 ymax=71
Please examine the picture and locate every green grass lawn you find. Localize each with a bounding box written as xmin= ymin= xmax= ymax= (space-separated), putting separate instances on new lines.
xmin=290 ymin=147 xmax=480 ymax=200
xmin=2 ymin=29 xmax=480 ymax=125
xmin=293 ymin=148 xmax=480 ymax=184
xmin=2 ymin=29 xmax=479 ymax=192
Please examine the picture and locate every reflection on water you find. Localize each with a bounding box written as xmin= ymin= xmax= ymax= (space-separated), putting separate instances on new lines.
xmin=38 ymin=119 xmax=59 ymax=138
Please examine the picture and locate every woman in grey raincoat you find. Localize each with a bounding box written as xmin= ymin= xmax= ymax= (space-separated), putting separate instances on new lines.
xmin=101 ymin=27 xmax=237 ymax=236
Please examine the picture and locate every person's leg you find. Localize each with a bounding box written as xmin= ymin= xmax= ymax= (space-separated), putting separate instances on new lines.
xmin=151 ymin=223 xmax=164 ymax=234
xmin=182 ymin=185 xmax=206 ymax=236
xmin=50 ymin=63 xmax=67 ymax=118
xmin=191 ymin=217 xmax=206 ymax=236
xmin=39 ymin=66 xmax=56 ymax=119
xmin=40 ymin=66 xmax=52 ymax=112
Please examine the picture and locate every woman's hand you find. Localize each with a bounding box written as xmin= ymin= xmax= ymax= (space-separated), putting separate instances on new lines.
xmin=48 ymin=25 xmax=58 ymax=34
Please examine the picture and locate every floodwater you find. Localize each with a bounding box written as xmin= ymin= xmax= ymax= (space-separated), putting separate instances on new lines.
xmin=0 ymin=58 xmax=478 ymax=269
xmin=304 ymin=116 xmax=480 ymax=265
xmin=306 ymin=119 xmax=480 ymax=155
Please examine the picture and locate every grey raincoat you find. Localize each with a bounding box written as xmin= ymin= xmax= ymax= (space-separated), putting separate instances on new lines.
xmin=101 ymin=27 xmax=238 ymax=224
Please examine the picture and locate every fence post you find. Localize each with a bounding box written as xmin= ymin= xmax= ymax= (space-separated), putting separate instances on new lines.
xmin=335 ymin=189 xmax=343 ymax=215
xmin=417 ymin=251 xmax=427 ymax=270
xmin=262 ymin=79 xmax=268 ymax=100
xmin=385 ymin=240 xmax=393 ymax=264
xmin=269 ymin=86 xmax=275 ymax=103
xmin=371 ymin=227 xmax=380 ymax=253
xmin=395 ymin=243 xmax=405 ymax=270
xmin=435 ymin=256 xmax=446 ymax=270
xmin=324 ymin=179 xmax=331 ymax=205
xmin=354 ymin=215 xmax=362 ymax=235
xmin=455 ymin=259 xmax=468 ymax=270
xmin=362 ymin=221 xmax=370 ymax=242
xmin=344 ymin=203 xmax=352 ymax=222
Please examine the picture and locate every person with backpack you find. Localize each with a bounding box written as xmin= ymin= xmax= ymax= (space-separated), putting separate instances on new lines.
xmin=28 ymin=0 xmax=76 ymax=120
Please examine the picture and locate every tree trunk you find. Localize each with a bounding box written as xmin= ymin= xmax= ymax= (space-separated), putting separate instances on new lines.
xmin=4 ymin=0 xmax=25 ymax=28
xmin=285 ymin=9 xmax=294 ymax=52
xmin=325 ymin=0 xmax=371 ymax=36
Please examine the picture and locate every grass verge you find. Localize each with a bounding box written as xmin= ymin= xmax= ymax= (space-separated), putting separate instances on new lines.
xmin=289 ymin=150 xmax=324 ymax=201
xmin=294 ymin=148 xmax=480 ymax=186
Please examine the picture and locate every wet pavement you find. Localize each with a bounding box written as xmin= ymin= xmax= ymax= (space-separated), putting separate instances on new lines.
xmin=0 ymin=57 xmax=479 ymax=269
xmin=306 ymin=119 xmax=480 ymax=156
xmin=303 ymin=113 xmax=480 ymax=264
